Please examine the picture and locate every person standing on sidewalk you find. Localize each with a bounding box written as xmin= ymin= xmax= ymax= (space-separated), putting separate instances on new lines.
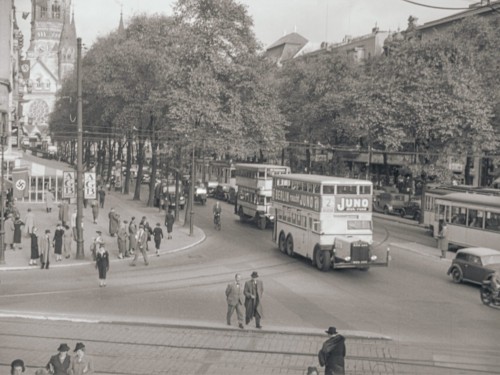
xmin=71 ymin=211 xmax=77 ymax=239
xmin=70 ymin=342 xmax=94 ymax=375
xmin=244 ymin=271 xmax=264 ymax=328
xmin=225 ymin=273 xmax=245 ymax=329
xmin=130 ymin=224 xmax=149 ymax=266
xmin=63 ymin=225 xmax=73 ymax=259
xmin=53 ymin=222 xmax=65 ymax=262
xmin=165 ymin=210 xmax=175 ymax=239
xmin=45 ymin=189 xmax=54 ymax=213
xmin=108 ymin=208 xmax=120 ymax=237
xmin=13 ymin=216 xmax=24 ymax=249
xmin=30 ymin=227 xmax=40 ymax=266
xmin=39 ymin=229 xmax=52 ymax=269
xmin=128 ymin=217 xmax=137 ymax=256
xmin=58 ymin=199 xmax=70 ymax=227
xmin=4 ymin=213 xmax=15 ymax=250
xmin=117 ymin=220 xmax=129 ymax=259
xmin=96 ymin=243 xmax=110 ymax=287
xmin=318 ymin=326 xmax=346 ymax=375
xmin=24 ymin=208 xmax=35 ymax=235
xmin=153 ymin=222 xmax=163 ymax=256
xmin=140 ymin=216 xmax=152 ymax=250
xmin=46 ymin=343 xmax=71 ymax=375
xmin=98 ymin=186 xmax=106 ymax=208
xmin=437 ymin=221 xmax=448 ymax=259
xmin=91 ymin=199 xmax=99 ymax=224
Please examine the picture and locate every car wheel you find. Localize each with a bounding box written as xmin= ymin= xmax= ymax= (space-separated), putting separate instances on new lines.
xmin=315 ymin=249 xmax=330 ymax=271
xmin=451 ymin=267 xmax=463 ymax=283
xmin=413 ymin=211 xmax=421 ymax=221
xmin=384 ymin=206 xmax=389 ymax=215
xmin=399 ymin=209 xmax=406 ymax=218
xmin=286 ymin=235 xmax=294 ymax=257
xmin=278 ymin=232 xmax=286 ymax=254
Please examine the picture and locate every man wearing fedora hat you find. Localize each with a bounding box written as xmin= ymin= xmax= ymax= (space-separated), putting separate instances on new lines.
xmin=244 ymin=271 xmax=264 ymax=328
xmin=10 ymin=359 xmax=25 ymax=375
xmin=318 ymin=326 xmax=346 ymax=374
xmin=70 ymin=342 xmax=94 ymax=375
xmin=46 ymin=343 xmax=71 ymax=375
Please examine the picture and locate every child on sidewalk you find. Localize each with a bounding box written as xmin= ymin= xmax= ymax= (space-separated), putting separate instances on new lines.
xmin=153 ymin=222 xmax=164 ymax=257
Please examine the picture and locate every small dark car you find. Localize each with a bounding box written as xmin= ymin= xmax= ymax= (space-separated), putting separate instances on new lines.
xmin=166 ymin=193 xmax=185 ymax=210
xmin=447 ymin=247 xmax=500 ymax=285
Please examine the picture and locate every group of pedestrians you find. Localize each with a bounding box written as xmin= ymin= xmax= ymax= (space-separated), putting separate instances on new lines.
xmin=225 ymin=271 xmax=264 ymax=329
xmin=10 ymin=342 xmax=93 ymax=375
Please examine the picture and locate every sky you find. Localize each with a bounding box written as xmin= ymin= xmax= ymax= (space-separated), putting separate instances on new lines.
xmin=15 ymin=0 xmax=479 ymax=50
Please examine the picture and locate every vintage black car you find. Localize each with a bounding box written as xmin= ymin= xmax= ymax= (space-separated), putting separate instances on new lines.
xmin=447 ymin=247 xmax=500 ymax=285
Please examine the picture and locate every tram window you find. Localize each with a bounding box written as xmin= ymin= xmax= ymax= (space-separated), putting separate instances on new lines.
xmin=314 ymin=184 xmax=320 ymax=194
xmin=323 ymin=186 xmax=335 ymax=194
xmin=485 ymin=212 xmax=500 ymax=232
xmin=468 ymin=209 xmax=483 ymax=228
xmin=258 ymin=171 xmax=265 ymax=178
xmin=450 ymin=206 xmax=466 ymax=225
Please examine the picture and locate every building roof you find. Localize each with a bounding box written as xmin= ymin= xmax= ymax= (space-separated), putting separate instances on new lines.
xmin=266 ymin=32 xmax=308 ymax=51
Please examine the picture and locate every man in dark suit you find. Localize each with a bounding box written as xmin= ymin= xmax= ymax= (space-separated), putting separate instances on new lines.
xmin=244 ymin=271 xmax=264 ymax=328
xmin=318 ymin=326 xmax=346 ymax=374
xmin=225 ymin=273 xmax=245 ymax=329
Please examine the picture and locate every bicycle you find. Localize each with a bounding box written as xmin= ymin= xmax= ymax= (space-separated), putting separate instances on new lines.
xmin=214 ymin=213 xmax=221 ymax=231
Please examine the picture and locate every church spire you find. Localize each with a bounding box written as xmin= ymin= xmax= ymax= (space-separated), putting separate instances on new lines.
xmin=118 ymin=7 xmax=125 ymax=34
xmin=58 ymin=1 xmax=76 ymax=80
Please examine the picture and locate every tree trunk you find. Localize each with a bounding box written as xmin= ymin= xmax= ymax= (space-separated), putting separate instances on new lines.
xmin=147 ymin=118 xmax=158 ymax=207
xmin=134 ymin=118 xmax=148 ymax=201
xmin=106 ymin=138 xmax=114 ymax=185
xmin=124 ymin=133 xmax=132 ymax=195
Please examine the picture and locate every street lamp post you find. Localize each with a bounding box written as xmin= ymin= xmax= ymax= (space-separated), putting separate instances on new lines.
xmin=189 ymin=143 xmax=195 ymax=236
xmin=0 ymin=127 xmax=5 ymax=265
xmin=75 ymin=37 xmax=84 ymax=259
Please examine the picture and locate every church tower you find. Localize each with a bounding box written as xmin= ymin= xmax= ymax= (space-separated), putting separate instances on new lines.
xmin=22 ymin=0 xmax=75 ymax=132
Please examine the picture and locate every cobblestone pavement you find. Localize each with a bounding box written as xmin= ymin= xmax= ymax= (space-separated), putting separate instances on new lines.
xmin=1 ymin=317 xmax=497 ymax=375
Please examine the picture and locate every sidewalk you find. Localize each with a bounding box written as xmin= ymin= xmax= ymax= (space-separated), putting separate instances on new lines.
xmin=0 ymin=189 xmax=205 ymax=271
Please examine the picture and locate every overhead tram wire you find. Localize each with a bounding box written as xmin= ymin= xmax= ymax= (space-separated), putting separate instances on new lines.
xmin=400 ymin=0 xmax=472 ymax=10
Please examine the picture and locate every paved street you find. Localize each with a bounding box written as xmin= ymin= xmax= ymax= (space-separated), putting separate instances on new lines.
xmin=1 ymin=155 xmax=499 ymax=374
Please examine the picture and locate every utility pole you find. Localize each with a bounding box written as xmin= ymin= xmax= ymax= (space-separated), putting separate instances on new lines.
xmin=189 ymin=143 xmax=195 ymax=236
xmin=0 ymin=0 xmax=13 ymax=264
xmin=76 ymin=38 xmax=84 ymax=259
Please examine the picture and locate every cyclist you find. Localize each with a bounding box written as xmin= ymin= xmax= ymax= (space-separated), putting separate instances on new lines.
xmin=213 ymin=201 xmax=222 ymax=227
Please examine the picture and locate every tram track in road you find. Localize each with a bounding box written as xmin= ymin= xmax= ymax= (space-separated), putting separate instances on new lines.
xmin=0 ymin=326 xmax=497 ymax=375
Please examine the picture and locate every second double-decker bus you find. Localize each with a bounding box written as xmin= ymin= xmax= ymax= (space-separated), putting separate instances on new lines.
xmin=235 ymin=163 xmax=291 ymax=229
xmin=435 ymin=193 xmax=500 ymax=250
xmin=272 ymin=174 xmax=390 ymax=271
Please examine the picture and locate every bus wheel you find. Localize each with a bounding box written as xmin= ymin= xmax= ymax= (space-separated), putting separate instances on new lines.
xmin=451 ymin=267 xmax=463 ymax=283
xmin=238 ymin=206 xmax=245 ymax=221
xmin=315 ymin=249 xmax=330 ymax=271
xmin=258 ymin=216 xmax=267 ymax=230
xmin=278 ymin=232 xmax=286 ymax=253
xmin=286 ymin=235 xmax=294 ymax=257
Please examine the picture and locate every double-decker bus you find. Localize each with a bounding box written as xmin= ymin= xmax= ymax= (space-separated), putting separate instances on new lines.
xmin=235 ymin=163 xmax=291 ymax=229
xmin=272 ymin=174 xmax=389 ymax=271
xmin=423 ymin=185 xmax=500 ymax=237
xmin=435 ymin=193 xmax=500 ymax=250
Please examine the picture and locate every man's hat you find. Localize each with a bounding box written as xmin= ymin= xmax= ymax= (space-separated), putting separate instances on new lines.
xmin=11 ymin=359 xmax=25 ymax=372
xmin=74 ymin=342 xmax=85 ymax=352
xmin=251 ymin=271 xmax=259 ymax=278
xmin=325 ymin=326 xmax=337 ymax=335
xmin=57 ymin=343 xmax=70 ymax=352
xmin=96 ymin=230 xmax=102 ymax=234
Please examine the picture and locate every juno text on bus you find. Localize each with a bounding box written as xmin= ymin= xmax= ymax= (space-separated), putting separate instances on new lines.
xmin=271 ymin=174 xmax=390 ymax=271
xmin=235 ymin=163 xmax=291 ymax=230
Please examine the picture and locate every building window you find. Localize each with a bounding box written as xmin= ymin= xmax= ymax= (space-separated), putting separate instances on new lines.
xmin=52 ymin=2 xmax=61 ymax=18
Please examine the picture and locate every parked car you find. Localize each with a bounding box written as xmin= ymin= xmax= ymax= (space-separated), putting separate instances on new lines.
xmin=447 ymin=247 xmax=500 ymax=284
xmin=214 ymin=184 xmax=230 ymax=201
xmin=206 ymin=181 xmax=218 ymax=197
xmin=374 ymin=190 xmax=420 ymax=219
xmin=166 ymin=193 xmax=185 ymax=210
xmin=194 ymin=186 xmax=207 ymax=205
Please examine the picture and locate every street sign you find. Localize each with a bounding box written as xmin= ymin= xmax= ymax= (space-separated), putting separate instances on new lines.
xmin=84 ymin=172 xmax=97 ymax=199
xmin=62 ymin=171 xmax=76 ymax=198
